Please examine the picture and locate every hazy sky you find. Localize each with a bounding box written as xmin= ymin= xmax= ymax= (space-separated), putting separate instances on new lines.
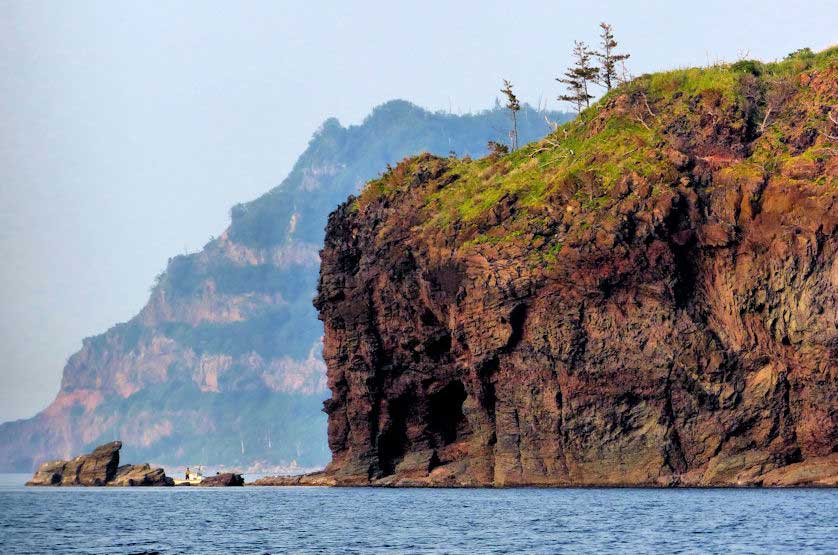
xmin=0 ymin=0 xmax=835 ymax=423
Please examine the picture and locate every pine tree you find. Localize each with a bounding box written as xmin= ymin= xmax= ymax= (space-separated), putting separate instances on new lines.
xmin=595 ymin=22 xmax=630 ymax=91
xmin=558 ymin=78 xmax=585 ymax=114
xmin=557 ymin=41 xmax=599 ymax=113
xmin=500 ymin=79 xmax=521 ymax=150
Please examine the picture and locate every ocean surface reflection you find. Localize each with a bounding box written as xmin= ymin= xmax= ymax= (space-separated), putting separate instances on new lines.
xmin=0 ymin=474 xmax=836 ymax=554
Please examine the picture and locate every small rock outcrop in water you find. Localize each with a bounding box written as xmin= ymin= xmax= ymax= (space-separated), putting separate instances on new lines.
xmin=312 ymin=49 xmax=838 ymax=487
xmin=250 ymin=472 xmax=335 ymax=486
xmin=199 ymin=473 xmax=245 ymax=487
xmin=26 ymin=441 xmax=122 ymax=486
xmin=110 ymin=463 xmax=174 ymax=487
xmin=26 ymin=441 xmax=173 ymax=486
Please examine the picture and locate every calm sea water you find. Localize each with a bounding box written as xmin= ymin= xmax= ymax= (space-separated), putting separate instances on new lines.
xmin=0 ymin=473 xmax=836 ymax=554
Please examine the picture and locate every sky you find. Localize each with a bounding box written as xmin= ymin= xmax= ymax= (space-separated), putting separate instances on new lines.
xmin=0 ymin=0 xmax=835 ymax=423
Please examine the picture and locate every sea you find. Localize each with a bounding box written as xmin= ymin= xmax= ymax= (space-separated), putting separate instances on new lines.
xmin=0 ymin=473 xmax=836 ymax=554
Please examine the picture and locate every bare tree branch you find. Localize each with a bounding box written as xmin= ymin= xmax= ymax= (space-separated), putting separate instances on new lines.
xmin=640 ymin=91 xmax=656 ymax=117
xmin=822 ymin=107 xmax=838 ymax=140
xmin=759 ymin=108 xmax=773 ymax=134
xmin=529 ymin=138 xmax=564 ymax=157
xmin=538 ymin=149 xmax=574 ymax=168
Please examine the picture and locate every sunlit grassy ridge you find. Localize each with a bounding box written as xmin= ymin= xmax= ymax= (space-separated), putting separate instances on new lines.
xmin=356 ymin=47 xmax=837 ymax=259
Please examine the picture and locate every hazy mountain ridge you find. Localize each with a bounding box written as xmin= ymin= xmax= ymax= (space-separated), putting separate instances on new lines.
xmin=0 ymin=100 xmax=569 ymax=472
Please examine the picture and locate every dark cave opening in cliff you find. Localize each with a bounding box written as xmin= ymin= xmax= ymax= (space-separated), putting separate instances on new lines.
xmin=425 ymin=333 xmax=452 ymax=361
xmin=664 ymin=195 xmax=698 ymax=309
xmin=428 ymin=380 xmax=468 ymax=447
xmin=377 ymin=394 xmax=412 ymax=477
xmin=505 ymin=304 xmax=528 ymax=350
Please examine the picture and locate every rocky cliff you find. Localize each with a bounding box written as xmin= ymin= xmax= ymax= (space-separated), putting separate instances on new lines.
xmin=0 ymin=100 xmax=567 ymax=472
xmin=315 ymin=49 xmax=838 ymax=486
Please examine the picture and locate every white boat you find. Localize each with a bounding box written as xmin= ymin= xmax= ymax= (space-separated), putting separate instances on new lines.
xmin=173 ymin=465 xmax=204 ymax=485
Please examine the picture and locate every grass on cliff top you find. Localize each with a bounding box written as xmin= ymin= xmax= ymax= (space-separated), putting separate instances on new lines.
xmin=423 ymin=113 xmax=665 ymax=229
xmin=357 ymin=46 xmax=838 ymax=236
xmin=643 ymin=45 xmax=838 ymax=101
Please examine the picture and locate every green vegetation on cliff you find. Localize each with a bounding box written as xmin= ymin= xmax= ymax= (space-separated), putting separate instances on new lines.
xmin=359 ymin=47 xmax=838 ymax=265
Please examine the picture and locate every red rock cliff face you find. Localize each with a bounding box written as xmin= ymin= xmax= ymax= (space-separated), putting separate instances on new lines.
xmin=315 ymin=55 xmax=838 ymax=486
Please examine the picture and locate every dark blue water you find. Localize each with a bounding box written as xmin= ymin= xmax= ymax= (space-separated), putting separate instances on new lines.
xmin=1 ymin=474 xmax=836 ymax=554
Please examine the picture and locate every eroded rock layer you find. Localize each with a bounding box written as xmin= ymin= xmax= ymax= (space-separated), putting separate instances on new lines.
xmin=26 ymin=441 xmax=174 ymax=486
xmin=314 ymin=50 xmax=838 ymax=486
